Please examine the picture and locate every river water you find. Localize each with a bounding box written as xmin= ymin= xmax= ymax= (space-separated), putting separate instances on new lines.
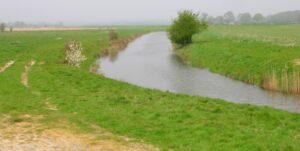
xmin=98 ymin=32 xmax=300 ymax=113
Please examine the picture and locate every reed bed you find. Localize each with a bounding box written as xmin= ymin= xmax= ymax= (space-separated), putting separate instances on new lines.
xmin=262 ymin=69 xmax=300 ymax=94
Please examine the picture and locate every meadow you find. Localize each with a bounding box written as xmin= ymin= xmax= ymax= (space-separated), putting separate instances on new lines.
xmin=177 ymin=24 xmax=300 ymax=93
xmin=0 ymin=27 xmax=300 ymax=150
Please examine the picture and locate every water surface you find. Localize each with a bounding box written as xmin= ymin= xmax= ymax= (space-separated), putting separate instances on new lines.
xmin=98 ymin=32 xmax=300 ymax=113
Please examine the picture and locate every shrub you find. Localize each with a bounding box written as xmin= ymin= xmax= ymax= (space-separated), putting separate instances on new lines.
xmin=65 ymin=40 xmax=86 ymax=67
xmin=109 ymin=29 xmax=118 ymax=41
xmin=169 ymin=10 xmax=208 ymax=45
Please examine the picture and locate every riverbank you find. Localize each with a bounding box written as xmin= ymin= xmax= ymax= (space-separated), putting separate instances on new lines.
xmin=176 ymin=24 xmax=300 ymax=94
xmin=0 ymin=27 xmax=299 ymax=150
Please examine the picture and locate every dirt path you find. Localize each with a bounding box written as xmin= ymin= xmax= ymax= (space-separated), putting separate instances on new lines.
xmin=0 ymin=115 xmax=158 ymax=151
xmin=0 ymin=60 xmax=15 ymax=73
xmin=21 ymin=60 xmax=36 ymax=87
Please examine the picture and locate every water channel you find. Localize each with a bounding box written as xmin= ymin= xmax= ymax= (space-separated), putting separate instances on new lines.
xmin=98 ymin=32 xmax=300 ymax=113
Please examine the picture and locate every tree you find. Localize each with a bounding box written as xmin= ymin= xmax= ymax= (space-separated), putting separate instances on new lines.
xmin=0 ymin=23 xmax=6 ymax=32
xmin=200 ymin=13 xmax=208 ymax=21
xmin=213 ymin=16 xmax=224 ymax=24
xmin=238 ymin=13 xmax=252 ymax=24
xmin=253 ymin=13 xmax=265 ymax=24
xmin=169 ymin=10 xmax=208 ymax=45
xmin=206 ymin=16 xmax=214 ymax=24
xmin=297 ymin=14 xmax=300 ymax=23
xmin=223 ymin=11 xmax=235 ymax=24
xmin=267 ymin=10 xmax=300 ymax=24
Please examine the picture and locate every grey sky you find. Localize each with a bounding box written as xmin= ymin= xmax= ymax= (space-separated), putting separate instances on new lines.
xmin=1 ymin=0 xmax=300 ymax=25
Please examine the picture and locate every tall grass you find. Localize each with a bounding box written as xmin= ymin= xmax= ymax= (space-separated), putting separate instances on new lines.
xmin=263 ymin=69 xmax=300 ymax=93
xmin=178 ymin=24 xmax=300 ymax=94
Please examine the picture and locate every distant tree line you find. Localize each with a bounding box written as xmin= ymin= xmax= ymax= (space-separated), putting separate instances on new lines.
xmin=0 ymin=21 xmax=65 ymax=32
xmin=0 ymin=21 xmax=29 ymax=32
xmin=203 ymin=10 xmax=300 ymax=25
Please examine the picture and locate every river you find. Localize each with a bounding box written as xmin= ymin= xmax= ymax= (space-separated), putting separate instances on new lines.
xmin=98 ymin=32 xmax=300 ymax=113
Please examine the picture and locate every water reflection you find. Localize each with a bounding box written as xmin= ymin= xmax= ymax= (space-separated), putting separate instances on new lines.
xmin=98 ymin=32 xmax=300 ymax=113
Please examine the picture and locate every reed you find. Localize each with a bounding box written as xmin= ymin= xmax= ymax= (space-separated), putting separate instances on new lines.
xmin=261 ymin=69 xmax=300 ymax=94
xmin=262 ymin=70 xmax=278 ymax=91
xmin=102 ymin=34 xmax=141 ymax=57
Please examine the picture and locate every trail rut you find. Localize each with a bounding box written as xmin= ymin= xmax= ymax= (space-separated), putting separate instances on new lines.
xmin=0 ymin=60 xmax=15 ymax=73
xmin=21 ymin=60 xmax=36 ymax=87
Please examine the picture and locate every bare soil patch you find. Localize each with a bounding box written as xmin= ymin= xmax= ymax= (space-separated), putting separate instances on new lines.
xmin=21 ymin=60 xmax=36 ymax=87
xmin=294 ymin=59 xmax=300 ymax=66
xmin=0 ymin=60 xmax=15 ymax=73
xmin=0 ymin=115 xmax=158 ymax=151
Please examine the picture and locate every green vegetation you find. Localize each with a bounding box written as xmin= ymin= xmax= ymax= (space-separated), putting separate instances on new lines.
xmin=169 ymin=10 xmax=208 ymax=45
xmin=0 ymin=27 xmax=300 ymax=150
xmin=177 ymin=24 xmax=300 ymax=93
xmin=207 ymin=10 xmax=300 ymax=25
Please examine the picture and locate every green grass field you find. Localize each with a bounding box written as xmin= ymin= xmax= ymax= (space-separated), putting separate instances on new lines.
xmin=177 ymin=25 xmax=300 ymax=93
xmin=0 ymin=27 xmax=300 ymax=150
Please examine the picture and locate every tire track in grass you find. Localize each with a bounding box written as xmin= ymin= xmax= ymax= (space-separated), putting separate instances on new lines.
xmin=21 ymin=60 xmax=36 ymax=87
xmin=0 ymin=60 xmax=15 ymax=73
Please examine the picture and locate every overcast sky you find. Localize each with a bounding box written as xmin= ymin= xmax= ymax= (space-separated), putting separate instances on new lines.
xmin=1 ymin=0 xmax=300 ymax=25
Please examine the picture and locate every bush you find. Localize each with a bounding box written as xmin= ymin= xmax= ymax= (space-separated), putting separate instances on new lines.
xmin=169 ymin=10 xmax=208 ymax=45
xmin=65 ymin=40 xmax=86 ymax=67
xmin=109 ymin=29 xmax=118 ymax=41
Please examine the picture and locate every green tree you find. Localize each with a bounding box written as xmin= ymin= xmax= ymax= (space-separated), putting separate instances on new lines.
xmin=0 ymin=23 xmax=6 ymax=32
xmin=213 ymin=16 xmax=225 ymax=24
xmin=253 ymin=13 xmax=265 ymax=24
xmin=223 ymin=11 xmax=235 ymax=24
xmin=169 ymin=10 xmax=208 ymax=45
xmin=238 ymin=13 xmax=252 ymax=24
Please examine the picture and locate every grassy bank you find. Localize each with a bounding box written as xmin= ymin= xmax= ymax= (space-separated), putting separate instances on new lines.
xmin=0 ymin=27 xmax=300 ymax=150
xmin=177 ymin=25 xmax=300 ymax=94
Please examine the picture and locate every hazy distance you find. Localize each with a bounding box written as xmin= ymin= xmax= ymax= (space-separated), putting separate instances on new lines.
xmin=1 ymin=0 xmax=300 ymax=25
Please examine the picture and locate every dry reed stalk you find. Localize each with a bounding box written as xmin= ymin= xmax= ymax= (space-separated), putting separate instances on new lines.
xmin=290 ymin=70 xmax=300 ymax=94
xmin=262 ymin=71 xmax=278 ymax=91
xmin=279 ymin=70 xmax=290 ymax=93
xmin=262 ymin=69 xmax=300 ymax=94
xmin=102 ymin=35 xmax=140 ymax=57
